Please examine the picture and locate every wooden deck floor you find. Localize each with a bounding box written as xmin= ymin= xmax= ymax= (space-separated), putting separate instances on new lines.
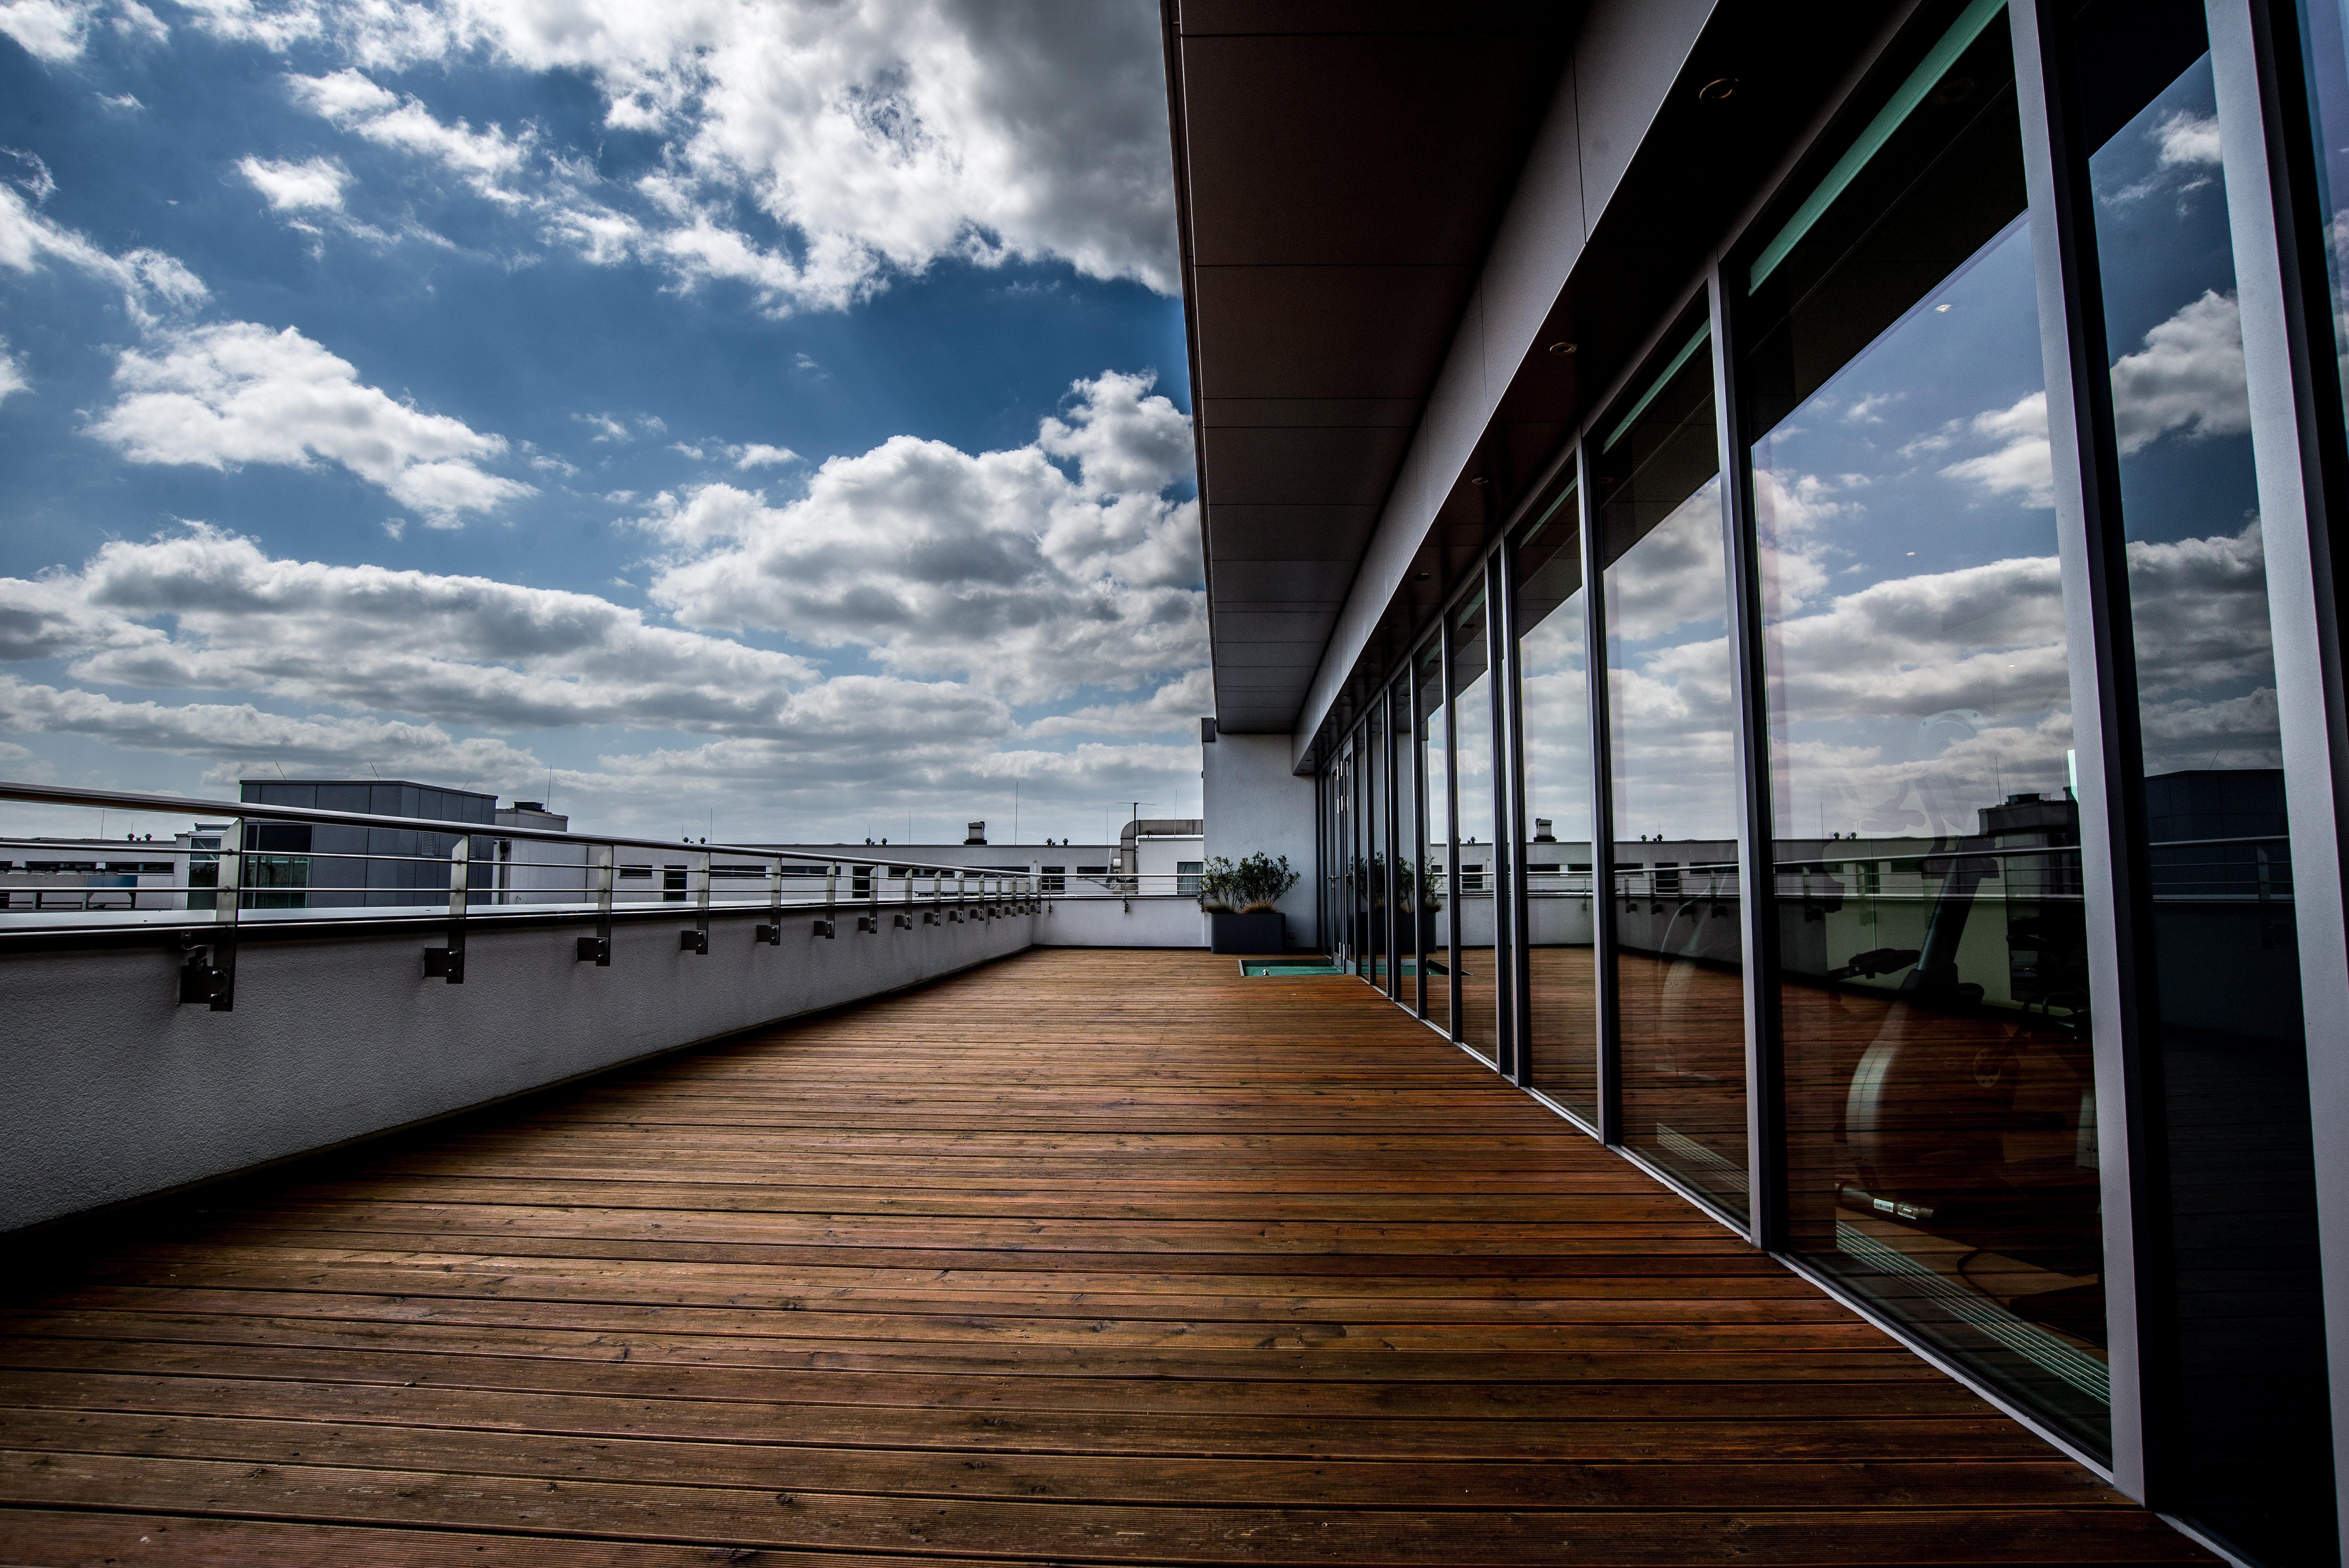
xmin=0 ymin=948 xmax=2209 ymax=1565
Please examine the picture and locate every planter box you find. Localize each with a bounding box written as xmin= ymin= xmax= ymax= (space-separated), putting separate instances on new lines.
xmin=1209 ymin=910 xmax=1285 ymax=955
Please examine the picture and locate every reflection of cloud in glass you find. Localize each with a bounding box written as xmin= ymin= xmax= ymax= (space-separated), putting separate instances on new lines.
xmin=1608 ymin=478 xmax=1738 ymax=840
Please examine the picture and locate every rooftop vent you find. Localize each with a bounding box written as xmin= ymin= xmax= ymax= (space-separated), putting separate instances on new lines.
xmin=964 ymin=821 xmax=987 ymax=845
xmin=1534 ymin=818 xmax=1556 ymax=842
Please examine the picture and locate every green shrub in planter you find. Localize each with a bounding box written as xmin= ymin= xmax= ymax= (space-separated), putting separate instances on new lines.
xmin=1199 ymin=853 xmax=1299 ymax=955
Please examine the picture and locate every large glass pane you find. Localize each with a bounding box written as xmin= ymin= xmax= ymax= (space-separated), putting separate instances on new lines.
xmin=1393 ymin=674 xmax=1422 ymax=1008
xmin=1452 ymin=595 xmax=1501 ymax=1062
xmin=1419 ymin=643 xmax=1455 ymax=1032
xmin=1515 ymin=487 xmax=1600 ymax=1119
xmin=1366 ymin=703 xmax=1388 ymax=986
xmin=2082 ymin=5 xmax=2332 ymax=1556
xmin=1741 ymin=6 xmax=2104 ymax=1447
xmin=1598 ymin=313 xmax=1746 ymax=1217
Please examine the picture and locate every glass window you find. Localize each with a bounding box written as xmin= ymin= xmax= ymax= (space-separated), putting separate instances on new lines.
xmin=1514 ymin=485 xmax=1600 ymax=1120
xmin=1741 ymin=2 xmax=2103 ymax=1448
xmin=1452 ymin=593 xmax=1501 ymax=1062
xmin=1366 ymin=703 xmax=1388 ymax=985
xmin=2080 ymin=3 xmax=2331 ymax=1554
xmin=1419 ymin=641 xmax=1455 ymax=1032
xmin=1597 ymin=308 xmax=1746 ymax=1217
xmin=1392 ymin=673 xmax=1423 ymax=1009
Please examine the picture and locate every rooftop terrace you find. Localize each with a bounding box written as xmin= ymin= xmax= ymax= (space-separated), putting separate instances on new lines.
xmin=0 ymin=949 xmax=2207 ymax=1564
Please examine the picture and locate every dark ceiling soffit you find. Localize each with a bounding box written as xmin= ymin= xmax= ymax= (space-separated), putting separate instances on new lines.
xmin=1160 ymin=0 xmax=1217 ymax=733
xmin=1293 ymin=0 xmax=1934 ymax=776
xmin=1167 ymin=5 xmax=1581 ymax=741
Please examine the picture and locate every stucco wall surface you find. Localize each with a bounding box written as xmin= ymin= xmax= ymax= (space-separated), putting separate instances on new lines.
xmin=1 ymin=908 xmax=1031 ymax=1232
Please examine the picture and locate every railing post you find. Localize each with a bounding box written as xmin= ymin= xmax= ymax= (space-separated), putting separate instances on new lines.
xmin=758 ymin=856 xmax=783 ymax=945
xmin=680 ymin=850 xmax=711 ymax=953
xmin=424 ymin=837 xmax=467 ymax=983
xmin=179 ymin=816 xmax=241 ymax=1010
xmin=578 ymin=843 xmax=613 ymax=964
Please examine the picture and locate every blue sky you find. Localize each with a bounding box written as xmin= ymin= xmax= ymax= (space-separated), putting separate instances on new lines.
xmin=0 ymin=0 xmax=1202 ymax=845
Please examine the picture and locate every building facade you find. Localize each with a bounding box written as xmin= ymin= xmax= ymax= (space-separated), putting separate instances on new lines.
xmin=1168 ymin=2 xmax=2349 ymax=1562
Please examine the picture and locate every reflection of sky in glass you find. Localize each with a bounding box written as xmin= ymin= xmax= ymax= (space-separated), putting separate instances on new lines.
xmin=1518 ymin=567 xmax=1592 ymax=849
xmin=1454 ymin=669 xmax=1495 ymax=846
xmin=1752 ymin=220 xmax=2067 ymax=843
xmin=1607 ymin=478 xmax=1736 ymax=840
xmin=2302 ymin=0 xmax=2349 ymax=429
xmin=1420 ymin=661 xmax=1450 ymax=855
xmin=2089 ymin=58 xmax=2276 ymax=778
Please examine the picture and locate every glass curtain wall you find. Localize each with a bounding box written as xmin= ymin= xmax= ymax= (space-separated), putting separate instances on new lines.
xmin=1747 ymin=0 xmax=2114 ymax=1446
xmin=1419 ymin=641 xmax=1456 ymax=1032
xmin=1513 ymin=484 xmax=1600 ymax=1120
xmin=1452 ymin=593 xmax=1501 ymax=1062
xmin=1597 ymin=311 xmax=1749 ymax=1218
xmin=2073 ymin=2 xmax=2332 ymax=1555
xmin=1371 ymin=719 xmax=1383 ymax=981
xmin=1393 ymin=674 xmax=1421 ymax=1006
xmin=1740 ymin=0 xmax=2108 ymax=1448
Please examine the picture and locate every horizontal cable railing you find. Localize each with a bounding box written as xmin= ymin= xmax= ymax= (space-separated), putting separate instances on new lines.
xmin=0 ymin=780 xmax=1057 ymax=1011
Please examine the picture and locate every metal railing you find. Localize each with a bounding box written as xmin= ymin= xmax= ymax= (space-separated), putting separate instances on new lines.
xmin=0 ymin=780 xmax=1040 ymax=1011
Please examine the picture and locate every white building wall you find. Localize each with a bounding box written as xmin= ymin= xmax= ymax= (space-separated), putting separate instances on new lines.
xmin=1204 ymin=730 xmax=1320 ymax=949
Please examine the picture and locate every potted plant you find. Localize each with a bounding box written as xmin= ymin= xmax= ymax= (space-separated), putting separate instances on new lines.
xmin=1198 ymin=852 xmax=1298 ymax=954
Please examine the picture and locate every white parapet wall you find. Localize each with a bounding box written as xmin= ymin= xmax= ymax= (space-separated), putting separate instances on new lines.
xmin=1034 ymin=894 xmax=1208 ymax=948
xmin=0 ymin=906 xmax=1033 ymax=1233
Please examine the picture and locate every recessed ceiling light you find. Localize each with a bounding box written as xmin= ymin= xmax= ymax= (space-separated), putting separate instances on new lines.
xmin=1415 ymin=571 xmax=1431 ymax=581
xmin=1548 ymin=341 xmax=1577 ymax=356
xmin=1698 ymin=77 xmax=1737 ymax=102
xmin=1469 ymin=476 xmax=1488 ymax=486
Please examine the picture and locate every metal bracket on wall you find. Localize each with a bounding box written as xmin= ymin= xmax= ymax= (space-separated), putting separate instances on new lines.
xmin=811 ymin=917 xmax=835 ymax=939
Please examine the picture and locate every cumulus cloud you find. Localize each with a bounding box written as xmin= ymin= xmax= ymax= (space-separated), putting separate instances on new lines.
xmin=734 ymin=442 xmax=797 ymax=469
xmin=0 ymin=180 xmax=207 ymax=325
xmin=2110 ymin=289 xmax=2249 ymax=455
xmin=1025 ymin=666 xmax=1211 ymax=738
xmin=0 ymin=336 xmax=26 ymax=401
xmin=0 ymin=0 xmax=98 ymax=60
xmin=87 ymin=322 xmax=535 ymax=524
xmin=1940 ymin=390 xmax=2055 ymax=508
xmin=239 ymin=154 xmax=349 ymax=212
xmin=221 ymin=0 xmax=1174 ymax=312
xmin=2153 ymin=109 xmax=2222 ymax=170
xmin=642 ymin=369 xmax=1203 ymax=700
xmin=0 ymin=518 xmax=1206 ymax=833
xmin=0 ymin=674 xmax=549 ymax=792
xmin=291 ymin=67 xmax=531 ymax=205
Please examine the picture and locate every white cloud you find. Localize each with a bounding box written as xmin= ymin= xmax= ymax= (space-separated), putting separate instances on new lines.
xmin=2154 ymin=109 xmax=2222 ymax=170
xmin=290 ymin=67 xmax=530 ymax=205
xmin=88 ymin=321 xmax=536 ymax=524
xmin=1025 ymin=666 xmax=1211 ymax=738
xmin=0 ymin=0 xmax=96 ymax=61
xmin=0 ymin=674 xmax=548 ymax=791
xmin=734 ymin=441 xmax=797 ymax=469
xmin=1940 ymin=390 xmax=2055 ymax=508
xmin=239 ymin=154 xmax=350 ymax=212
xmin=225 ymin=1 xmax=1174 ymax=314
xmin=0 ymin=523 xmax=1204 ymax=834
xmin=0 ymin=0 xmax=161 ymax=59
xmin=643 ymin=369 xmax=1203 ymax=700
xmin=0 ymin=336 xmax=26 ymax=402
xmin=0 ymin=181 xmax=208 ymax=325
xmin=2110 ymin=289 xmax=2249 ymax=455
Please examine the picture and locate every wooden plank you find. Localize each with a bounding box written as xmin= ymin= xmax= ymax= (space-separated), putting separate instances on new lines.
xmin=0 ymin=948 xmax=2203 ymax=1564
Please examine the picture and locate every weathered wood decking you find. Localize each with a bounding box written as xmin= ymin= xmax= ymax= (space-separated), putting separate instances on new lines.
xmin=0 ymin=948 xmax=2207 ymax=1564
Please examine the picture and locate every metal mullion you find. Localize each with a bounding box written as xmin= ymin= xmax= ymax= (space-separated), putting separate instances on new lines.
xmin=1382 ymin=681 xmax=1402 ymax=999
xmin=1412 ymin=649 xmax=1433 ymax=1020
xmin=1707 ymin=267 xmax=1785 ymax=1252
xmin=1578 ymin=442 xmax=1624 ymax=1146
xmin=2011 ymin=0 xmax=2155 ymax=1493
xmin=2206 ymin=0 xmax=2349 ymax=1548
xmin=1481 ymin=551 xmax=1518 ymax=1078
xmin=1442 ymin=615 xmax=1463 ymax=1042
xmin=1495 ymin=537 xmax=1534 ymax=1087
